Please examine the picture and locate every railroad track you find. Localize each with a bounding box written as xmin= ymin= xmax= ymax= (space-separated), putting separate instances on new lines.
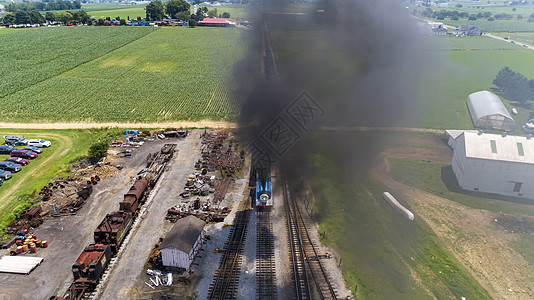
xmin=284 ymin=181 xmax=338 ymax=300
xmin=207 ymin=198 xmax=251 ymax=300
xmin=256 ymin=210 xmax=276 ymax=299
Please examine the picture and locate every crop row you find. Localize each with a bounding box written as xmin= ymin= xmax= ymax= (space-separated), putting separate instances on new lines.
xmin=0 ymin=26 xmax=156 ymax=99
xmin=0 ymin=27 xmax=246 ymax=123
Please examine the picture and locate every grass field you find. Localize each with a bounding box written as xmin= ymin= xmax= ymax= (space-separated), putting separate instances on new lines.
xmin=0 ymin=26 xmax=245 ymax=122
xmin=0 ymin=128 xmax=119 ymax=241
xmin=198 ymin=4 xmax=252 ymax=21
xmin=309 ymin=132 xmax=489 ymax=299
xmin=87 ymin=7 xmax=147 ymax=20
xmin=390 ymin=157 xmax=534 ymax=268
xmin=415 ymin=36 xmax=534 ymax=132
xmin=0 ymin=26 xmax=155 ymax=99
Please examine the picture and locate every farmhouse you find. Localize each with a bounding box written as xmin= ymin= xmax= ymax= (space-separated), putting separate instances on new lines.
xmin=467 ymin=90 xmax=515 ymax=132
xmin=159 ymin=215 xmax=206 ymax=270
xmin=451 ymin=131 xmax=534 ymax=199
xmin=429 ymin=22 xmax=447 ymax=35
xmin=452 ymin=24 xmax=482 ymax=36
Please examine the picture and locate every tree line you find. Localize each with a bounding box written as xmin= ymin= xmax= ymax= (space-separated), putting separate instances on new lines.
xmin=416 ymin=8 xmax=528 ymax=22
xmin=6 ymin=0 xmax=81 ymax=12
xmin=1 ymin=10 xmax=90 ymax=25
xmin=145 ymin=0 xmax=230 ymax=22
xmin=493 ymin=67 xmax=534 ymax=105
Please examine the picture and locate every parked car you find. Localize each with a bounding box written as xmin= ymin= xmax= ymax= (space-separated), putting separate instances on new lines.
xmin=0 ymin=161 xmax=22 ymax=172
xmin=11 ymin=150 xmax=37 ymax=159
xmin=3 ymin=157 xmax=29 ymax=166
xmin=0 ymin=178 xmax=3 ymax=186
xmin=0 ymin=145 xmax=17 ymax=154
xmin=27 ymin=139 xmax=51 ymax=148
xmin=3 ymin=136 xmax=28 ymax=146
xmin=0 ymin=169 xmax=13 ymax=180
xmin=21 ymin=146 xmax=43 ymax=154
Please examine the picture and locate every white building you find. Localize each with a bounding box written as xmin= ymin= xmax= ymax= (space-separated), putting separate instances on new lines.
xmin=159 ymin=215 xmax=206 ymax=270
xmin=451 ymin=131 xmax=534 ymax=199
xmin=467 ymin=90 xmax=515 ymax=132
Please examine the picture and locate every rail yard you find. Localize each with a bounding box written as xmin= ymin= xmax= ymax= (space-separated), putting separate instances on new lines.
xmin=0 ymin=129 xmax=349 ymax=300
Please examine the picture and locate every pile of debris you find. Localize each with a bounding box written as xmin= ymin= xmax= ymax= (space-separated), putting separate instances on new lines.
xmin=164 ymin=131 xmax=244 ymax=223
xmin=199 ymin=131 xmax=244 ymax=177
xmin=6 ymin=207 xmax=46 ymax=234
xmin=39 ymin=176 xmax=93 ymax=217
xmin=154 ymin=128 xmax=188 ymax=139
xmin=180 ymin=173 xmax=216 ymax=199
xmin=166 ymin=203 xmax=229 ymax=223
xmin=75 ymin=163 xmax=120 ymax=179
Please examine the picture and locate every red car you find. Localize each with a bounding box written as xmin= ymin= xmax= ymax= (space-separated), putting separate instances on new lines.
xmin=11 ymin=150 xmax=37 ymax=159
xmin=3 ymin=157 xmax=29 ymax=166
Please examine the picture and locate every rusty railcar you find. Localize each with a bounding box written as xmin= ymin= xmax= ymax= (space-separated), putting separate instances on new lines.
xmin=93 ymin=211 xmax=133 ymax=253
xmin=119 ymin=177 xmax=148 ymax=214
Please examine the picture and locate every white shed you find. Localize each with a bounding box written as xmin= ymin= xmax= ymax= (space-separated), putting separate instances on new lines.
xmin=159 ymin=215 xmax=206 ymax=270
xmin=466 ymin=91 xmax=515 ymax=132
xmin=452 ymin=131 xmax=534 ymax=199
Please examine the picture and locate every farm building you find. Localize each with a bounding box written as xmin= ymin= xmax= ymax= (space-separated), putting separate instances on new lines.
xmin=451 ymin=131 xmax=534 ymax=199
xmin=466 ymin=90 xmax=515 ymax=132
xmin=159 ymin=216 xmax=206 ymax=270
xmin=452 ymin=24 xmax=482 ymax=36
xmin=197 ymin=18 xmax=234 ymax=27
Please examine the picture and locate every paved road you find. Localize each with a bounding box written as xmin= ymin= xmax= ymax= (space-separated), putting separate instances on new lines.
xmin=483 ymin=33 xmax=534 ymax=50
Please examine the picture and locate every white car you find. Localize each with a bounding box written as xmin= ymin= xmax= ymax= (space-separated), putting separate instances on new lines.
xmin=27 ymin=139 xmax=51 ymax=148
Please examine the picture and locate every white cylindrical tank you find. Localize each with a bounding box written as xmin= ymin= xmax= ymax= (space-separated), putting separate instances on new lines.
xmin=382 ymin=192 xmax=414 ymax=221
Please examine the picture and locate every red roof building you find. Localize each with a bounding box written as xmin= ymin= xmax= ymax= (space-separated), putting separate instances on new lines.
xmin=197 ymin=18 xmax=234 ymax=27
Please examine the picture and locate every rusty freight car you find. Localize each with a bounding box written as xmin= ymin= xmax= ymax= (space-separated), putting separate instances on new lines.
xmin=71 ymin=244 xmax=113 ymax=291
xmin=119 ymin=177 xmax=148 ymax=215
xmin=94 ymin=211 xmax=133 ymax=253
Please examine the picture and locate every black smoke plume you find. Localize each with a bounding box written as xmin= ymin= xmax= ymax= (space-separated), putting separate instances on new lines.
xmin=236 ymin=0 xmax=435 ymax=187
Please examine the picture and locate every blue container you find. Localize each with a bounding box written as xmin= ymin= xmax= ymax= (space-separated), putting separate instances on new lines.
xmin=124 ymin=130 xmax=138 ymax=135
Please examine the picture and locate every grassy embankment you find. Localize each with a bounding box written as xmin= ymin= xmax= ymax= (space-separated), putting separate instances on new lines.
xmin=308 ymin=132 xmax=490 ymax=299
xmin=0 ymin=128 xmax=120 ymax=241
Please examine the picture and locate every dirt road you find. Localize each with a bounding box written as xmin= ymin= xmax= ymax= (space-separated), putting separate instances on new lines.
xmin=0 ymin=121 xmax=236 ymax=130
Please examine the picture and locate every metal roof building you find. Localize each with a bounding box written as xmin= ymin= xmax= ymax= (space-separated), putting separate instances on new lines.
xmin=159 ymin=215 xmax=206 ymax=270
xmin=451 ymin=131 xmax=534 ymax=199
xmin=466 ymin=91 xmax=515 ymax=132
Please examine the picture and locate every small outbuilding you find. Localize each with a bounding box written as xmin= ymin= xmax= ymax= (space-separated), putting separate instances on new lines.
xmin=467 ymin=90 xmax=515 ymax=132
xmin=159 ymin=215 xmax=206 ymax=271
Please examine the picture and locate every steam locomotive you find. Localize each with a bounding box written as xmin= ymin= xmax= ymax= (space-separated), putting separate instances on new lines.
xmin=255 ymin=176 xmax=273 ymax=208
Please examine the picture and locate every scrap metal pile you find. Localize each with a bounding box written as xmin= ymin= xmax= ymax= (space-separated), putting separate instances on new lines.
xmin=165 ymin=131 xmax=244 ymax=223
xmin=39 ymin=176 xmax=93 ymax=217
xmin=154 ymin=128 xmax=188 ymax=139
xmin=75 ymin=162 xmax=120 ymax=179
xmin=6 ymin=176 xmax=93 ymax=234
xmin=199 ymin=130 xmax=244 ymax=176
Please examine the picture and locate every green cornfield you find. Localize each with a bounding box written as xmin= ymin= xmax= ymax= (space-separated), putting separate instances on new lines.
xmin=0 ymin=26 xmax=246 ymax=123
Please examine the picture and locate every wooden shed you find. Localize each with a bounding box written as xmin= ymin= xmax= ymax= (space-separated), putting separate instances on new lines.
xmin=159 ymin=215 xmax=206 ymax=270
